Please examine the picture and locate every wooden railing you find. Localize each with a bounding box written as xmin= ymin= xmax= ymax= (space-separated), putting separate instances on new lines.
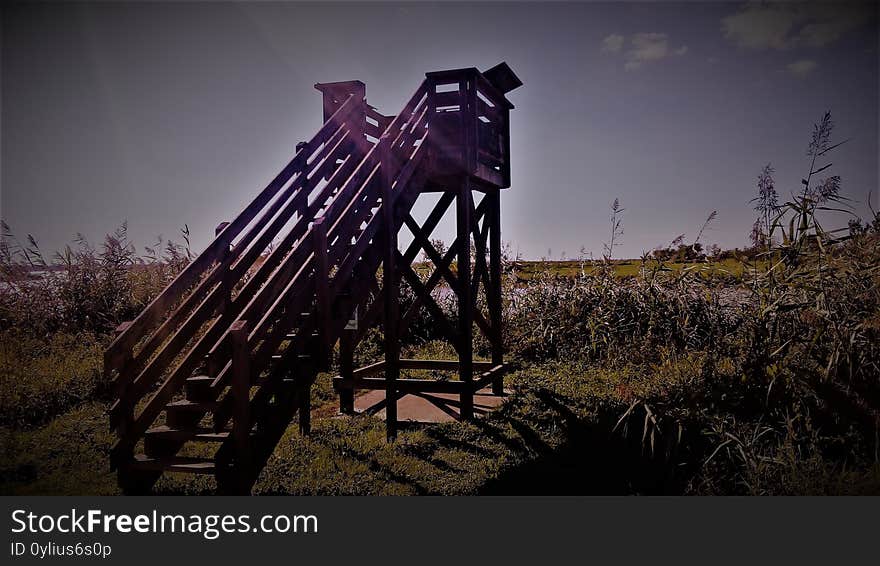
xmin=211 ymin=81 xmax=431 ymax=434
xmin=424 ymin=68 xmax=513 ymax=187
xmin=106 ymin=78 xmax=433 ymax=469
xmin=107 ymin=93 xmax=367 ymax=465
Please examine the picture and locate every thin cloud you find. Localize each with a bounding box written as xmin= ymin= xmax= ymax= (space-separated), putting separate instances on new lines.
xmin=786 ymin=59 xmax=818 ymax=77
xmin=722 ymin=2 xmax=873 ymax=51
xmin=601 ymin=33 xmax=625 ymax=53
xmin=602 ymin=32 xmax=688 ymax=70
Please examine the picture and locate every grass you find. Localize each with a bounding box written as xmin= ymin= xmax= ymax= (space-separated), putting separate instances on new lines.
xmin=0 ymin=330 xmax=106 ymax=427
xmin=0 ymin=358 xmax=704 ymax=496
xmin=0 ymin=401 xmax=117 ymax=495
xmin=511 ymin=258 xmax=752 ymax=280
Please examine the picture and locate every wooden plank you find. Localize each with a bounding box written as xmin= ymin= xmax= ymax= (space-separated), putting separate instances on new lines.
xmin=332 ymin=376 xmax=469 ymax=394
xmin=330 ymin=142 xmax=427 ymax=296
xmin=398 ymin=197 xmax=489 ymax=338
xmin=475 ymin=162 xmax=504 ymax=187
xmin=132 ymin=455 xmax=216 ymax=474
xmin=313 ymin=218 xmax=331 ymax=370
xmin=487 ymin=189 xmax=504 ymax=395
xmin=213 ymin=274 xmax=319 ymax=431
xmin=404 ymin=214 xmax=459 ymax=287
xmin=110 ymin=277 xmax=226 ymax=427
xmin=110 ymin=301 xmax=234 ymax=462
xmin=230 ymin=320 xmax=251 ymax=485
xmin=433 ymin=90 xmax=460 ymax=108
xmin=464 ymin=78 xmax=478 ymax=174
xmin=457 ymin=180 xmax=474 ymax=420
xmin=380 ymin=135 xmax=400 ymax=440
xmin=472 ymin=364 xmax=506 ymax=391
xmin=476 ymin=96 xmax=502 ymax=123
xmin=115 ymin=125 xmax=353 ymax=413
xmin=398 ymin=359 xmax=495 ymax=371
xmin=326 ymin=92 xmax=430 ymax=285
xmin=338 ymin=329 xmax=355 ymax=414
xmin=234 ymin=143 xmax=362 ymax=348
xmin=354 ymin=360 xmax=387 ymax=378
xmin=398 ymin=259 xmax=459 ymax=345
xmin=501 ymin=105 xmax=512 ymax=187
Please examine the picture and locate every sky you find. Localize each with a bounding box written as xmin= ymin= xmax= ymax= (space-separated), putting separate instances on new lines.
xmin=2 ymin=1 xmax=878 ymax=260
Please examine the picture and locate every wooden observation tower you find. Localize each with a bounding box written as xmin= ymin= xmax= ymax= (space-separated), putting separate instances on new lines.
xmin=104 ymin=63 xmax=522 ymax=493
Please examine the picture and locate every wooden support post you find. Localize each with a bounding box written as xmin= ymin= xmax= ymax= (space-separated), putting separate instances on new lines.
xmin=339 ymin=328 xmax=355 ymax=414
xmin=488 ymin=189 xmax=504 ymax=395
xmin=457 ymin=179 xmax=475 ymax=420
xmin=464 ymin=75 xmax=478 ymax=175
xmin=215 ymin=221 xmax=230 ymax=238
xmin=229 ymin=320 xmax=251 ymax=493
xmin=380 ymin=136 xmax=400 ymax=440
xmin=314 ymin=217 xmax=331 ymax=371
xmin=351 ymin=97 xmax=367 ymax=159
xmin=112 ymin=320 xmax=164 ymax=494
xmin=110 ymin=321 xmax=135 ymax=466
xmin=502 ymin=105 xmax=512 ymax=187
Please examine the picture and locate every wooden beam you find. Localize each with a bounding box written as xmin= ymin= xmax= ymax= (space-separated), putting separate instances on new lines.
xmin=487 ymin=189 xmax=504 ymax=394
xmin=354 ymin=360 xmax=387 ymax=378
xmin=473 ymin=364 xmax=506 ymax=391
xmin=398 ymin=196 xmax=489 ymax=340
xmin=338 ymin=329 xmax=355 ymax=414
xmin=380 ymin=136 xmax=400 ymax=440
xmin=398 ymin=359 xmax=496 ymax=371
xmin=457 ymin=180 xmax=474 ymax=420
xmin=333 ymin=376 xmax=469 ymax=394
xmin=313 ymin=218 xmax=331 ymax=370
xmin=332 ymin=363 xmax=504 ymax=394
xmin=230 ymin=320 xmax=251 ymax=492
xmin=397 ymin=259 xmax=459 ymax=345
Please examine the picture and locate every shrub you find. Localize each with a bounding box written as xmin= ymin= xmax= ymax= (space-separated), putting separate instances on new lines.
xmin=0 ymin=222 xmax=191 ymax=336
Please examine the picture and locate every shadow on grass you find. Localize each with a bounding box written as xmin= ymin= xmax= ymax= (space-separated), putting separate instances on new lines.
xmin=407 ymin=387 xmax=688 ymax=495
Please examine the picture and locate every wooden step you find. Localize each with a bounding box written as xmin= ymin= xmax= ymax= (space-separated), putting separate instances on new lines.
xmin=131 ymin=454 xmax=216 ymax=474
xmin=284 ymin=331 xmax=320 ymax=340
xmin=185 ymin=375 xmax=214 ymax=401
xmin=166 ymin=399 xmax=219 ymax=411
xmin=165 ymin=399 xmax=219 ymax=428
xmin=268 ymin=353 xmax=315 ymax=368
xmin=145 ymin=425 xmax=238 ymax=443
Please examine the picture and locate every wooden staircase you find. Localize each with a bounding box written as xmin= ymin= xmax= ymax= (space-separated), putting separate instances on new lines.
xmin=104 ymin=64 xmax=521 ymax=494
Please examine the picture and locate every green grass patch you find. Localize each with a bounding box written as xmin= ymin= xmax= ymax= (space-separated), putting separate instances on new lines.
xmin=0 ymin=401 xmax=116 ymax=495
xmin=511 ymin=258 xmax=751 ymax=280
xmin=0 ymin=357 xmax=704 ymax=496
xmin=0 ymin=330 xmax=107 ymax=427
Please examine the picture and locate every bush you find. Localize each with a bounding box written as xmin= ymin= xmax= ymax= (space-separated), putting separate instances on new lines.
xmin=503 ymin=263 xmax=739 ymax=365
xmin=0 ymin=222 xmax=190 ymax=336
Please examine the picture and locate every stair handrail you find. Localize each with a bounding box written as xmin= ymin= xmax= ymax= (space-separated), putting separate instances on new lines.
xmin=246 ymin=80 xmax=429 ymax=357
xmin=108 ymin=95 xmax=365 ymax=461
xmin=111 ymin=76 xmax=431 ymax=465
xmin=208 ymin=81 xmax=431 ymax=431
xmin=105 ymin=94 xmax=362 ymax=376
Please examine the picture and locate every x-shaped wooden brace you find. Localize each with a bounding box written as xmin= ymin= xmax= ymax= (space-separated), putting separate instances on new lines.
xmin=399 ymin=193 xmax=492 ymax=340
xmin=355 ymin=191 xmax=455 ymax=344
